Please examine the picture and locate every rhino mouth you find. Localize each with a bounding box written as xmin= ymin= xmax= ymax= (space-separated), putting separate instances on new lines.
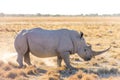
xmin=84 ymin=57 xmax=91 ymax=61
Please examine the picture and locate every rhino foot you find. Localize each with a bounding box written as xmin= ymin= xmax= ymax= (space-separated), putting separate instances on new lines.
xmin=18 ymin=65 xmax=27 ymax=68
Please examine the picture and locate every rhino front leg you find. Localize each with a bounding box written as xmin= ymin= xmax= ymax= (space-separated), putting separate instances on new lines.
xmin=57 ymin=56 xmax=62 ymax=67
xmin=60 ymin=52 xmax=73 ymax=69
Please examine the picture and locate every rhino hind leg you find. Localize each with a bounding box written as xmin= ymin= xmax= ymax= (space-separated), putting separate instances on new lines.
xmin=16 ymin=47 xmax=27 ymax=68
xmin=24 ymin=51 xmax=32 ymax=66
xmin=17 ymin=53 xmax=24 ymax=68
xmin=17 ymin=50 xmax=31 ymax=68
xmin=15 ymin=30 xmax=29 ymax=68
xmin=57 ymin=56 xmax=62 ymax=67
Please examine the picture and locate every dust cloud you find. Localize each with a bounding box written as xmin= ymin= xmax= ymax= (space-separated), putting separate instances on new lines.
xmin=0 ymin=52 xmax=17 ymax=63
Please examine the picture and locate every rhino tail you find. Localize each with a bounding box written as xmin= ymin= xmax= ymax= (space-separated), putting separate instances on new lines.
xmin=14 ymin=29 xmax=29 ymax=55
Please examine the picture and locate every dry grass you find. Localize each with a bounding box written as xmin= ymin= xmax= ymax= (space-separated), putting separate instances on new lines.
xmin=0 ymin=61 xmax=27 ymax=79
xmin=68 ymin=70 xmax=99 ymax=80
xmin=0 ymin=16 xmax=120 ymax=80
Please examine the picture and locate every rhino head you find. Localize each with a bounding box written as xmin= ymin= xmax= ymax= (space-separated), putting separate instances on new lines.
xmin=77 ymin=32 xmax=111 ymax=61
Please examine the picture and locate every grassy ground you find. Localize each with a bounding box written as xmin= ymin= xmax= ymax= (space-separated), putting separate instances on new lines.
xmin=0 ymin=16 xmax=120 ymax=80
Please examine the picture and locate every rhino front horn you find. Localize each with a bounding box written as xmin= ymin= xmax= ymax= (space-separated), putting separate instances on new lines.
xmin=93 ymin=45 xmax=111 ymax=56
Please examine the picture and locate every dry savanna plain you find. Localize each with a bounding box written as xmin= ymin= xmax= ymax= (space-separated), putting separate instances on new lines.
xmin=0 ymin=16 xmax=120 ymax=80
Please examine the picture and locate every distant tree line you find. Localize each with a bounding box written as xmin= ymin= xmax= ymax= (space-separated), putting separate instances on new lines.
xmin=0 ymin=13 xmax=120 ymax=17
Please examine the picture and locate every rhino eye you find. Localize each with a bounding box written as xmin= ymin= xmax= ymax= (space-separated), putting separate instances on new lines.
xmin=84 ymin=49 xmax=87 ymax=51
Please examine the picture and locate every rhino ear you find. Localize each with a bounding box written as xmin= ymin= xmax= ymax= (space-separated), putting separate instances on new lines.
xmin=80 ymin=32 xmax=83 ymax=39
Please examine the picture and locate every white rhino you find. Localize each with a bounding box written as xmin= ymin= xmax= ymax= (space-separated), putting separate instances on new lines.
xmin=14 ymin=28 xmax=111 ymax=68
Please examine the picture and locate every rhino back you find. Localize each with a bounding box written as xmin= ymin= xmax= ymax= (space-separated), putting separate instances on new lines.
xmin=27 ymin=28 xmax=73 ymax=57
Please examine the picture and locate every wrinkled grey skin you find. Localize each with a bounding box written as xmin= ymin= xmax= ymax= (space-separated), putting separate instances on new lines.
xmin=14 ymin=28 xmax=110 ymax=68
